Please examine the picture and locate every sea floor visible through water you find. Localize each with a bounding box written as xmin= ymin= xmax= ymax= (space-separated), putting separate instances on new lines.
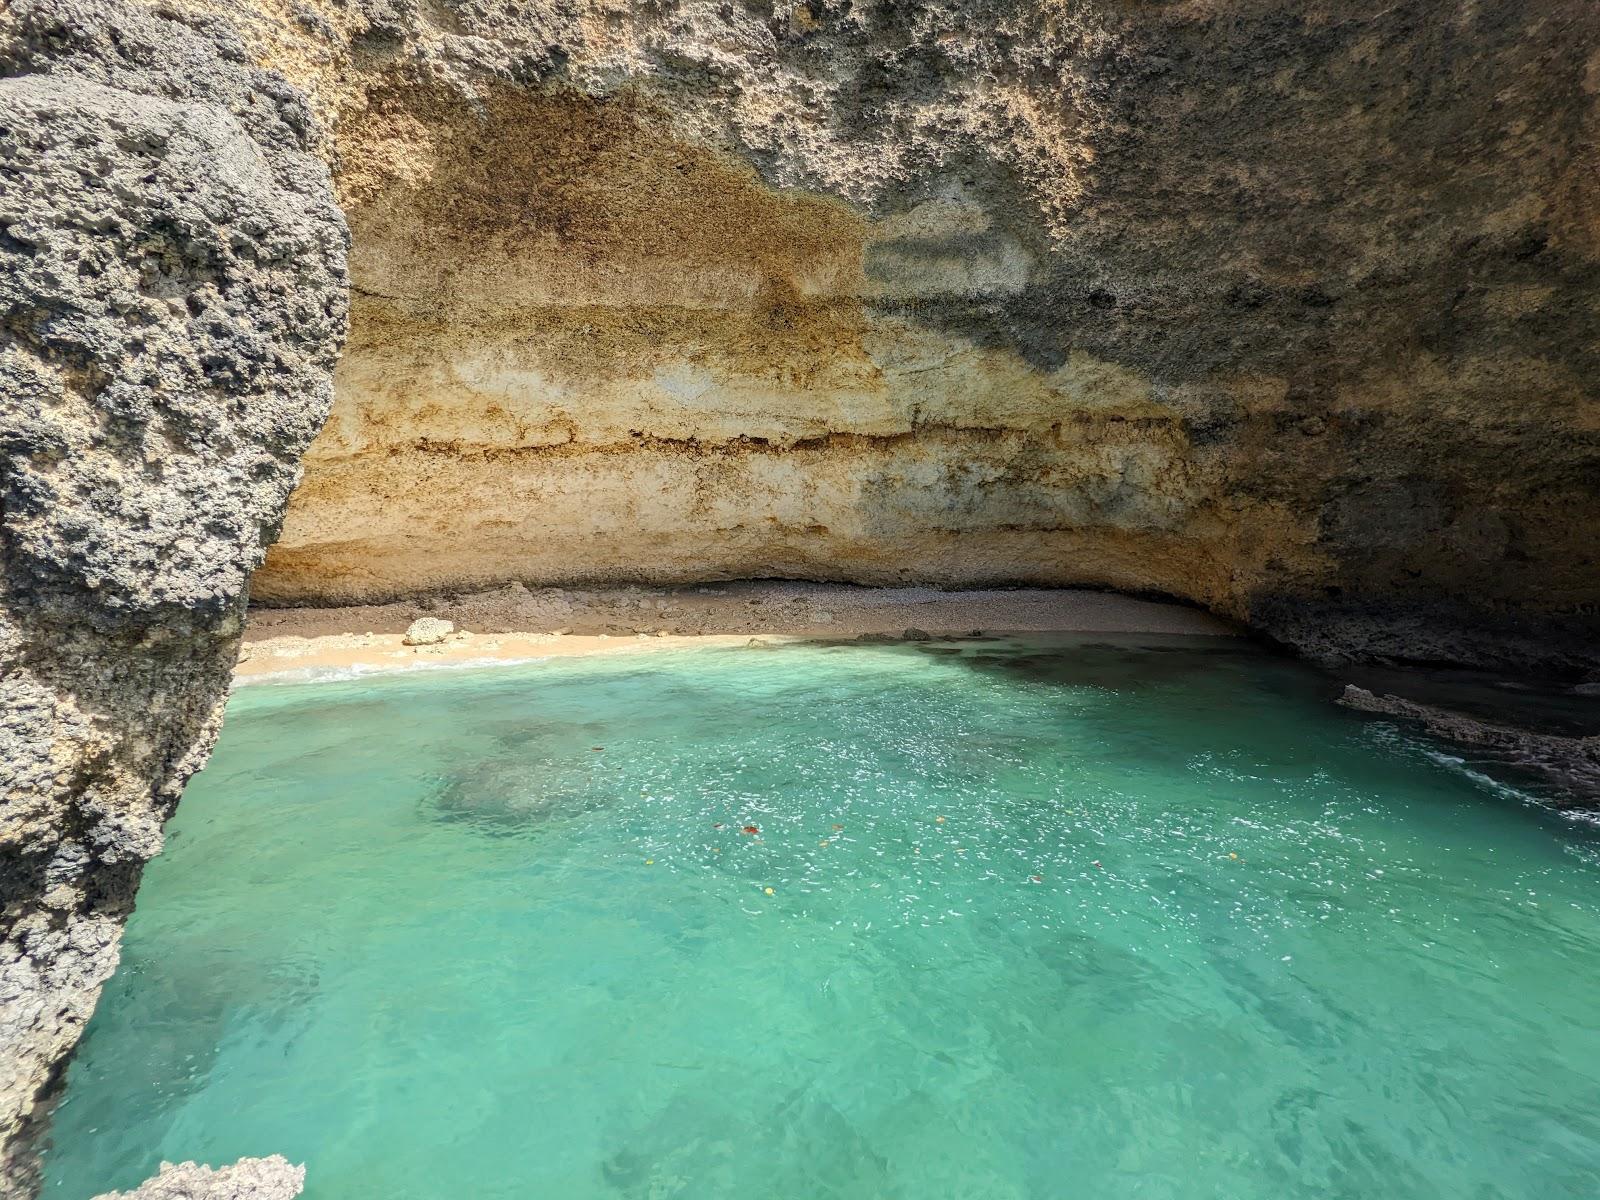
xmin=44 ymin=634 xmax=1600 ymax=1199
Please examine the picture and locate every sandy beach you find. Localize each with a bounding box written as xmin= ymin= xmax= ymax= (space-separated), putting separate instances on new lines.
xmin=238 ymin=582 xmax=1237 ymax=680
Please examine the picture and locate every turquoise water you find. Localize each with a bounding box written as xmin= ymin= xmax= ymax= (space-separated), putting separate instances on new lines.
xmin=43 ymin=636 xmax=1600 ymax=1199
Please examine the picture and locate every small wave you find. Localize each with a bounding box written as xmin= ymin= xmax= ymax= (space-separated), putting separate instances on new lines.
xmin=1362 ymin=719 xmax=1600 ymax=822
xmin=1416 ymin=743 xmax=1598 ymax=825
xmin=1432 ymin=751 xmax=1600 ymax=826
xmin=1419 ymin=745 xmax=1537 ymax=803
xmin=233 ymin=654 xmax=556 ymax=687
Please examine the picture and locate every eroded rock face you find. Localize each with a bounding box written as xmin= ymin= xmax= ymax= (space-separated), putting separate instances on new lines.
xmin=0 ymin=0 xmax=346 ymax=1186
xmin=228 ymin=0 xmax=1599 ymax=672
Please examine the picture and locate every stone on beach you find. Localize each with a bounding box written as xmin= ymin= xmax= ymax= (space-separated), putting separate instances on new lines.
xmin=402 ymin=618 xmax=455 ymax=646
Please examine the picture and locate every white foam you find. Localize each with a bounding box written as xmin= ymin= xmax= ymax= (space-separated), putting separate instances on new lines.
xmin=1414 ymin=743 xmax=1598 ymax=825
xmin=233 ymin=654 xmax=554 ymax=687
xmin=1364 ymin=721 xmax=1596 ymax=820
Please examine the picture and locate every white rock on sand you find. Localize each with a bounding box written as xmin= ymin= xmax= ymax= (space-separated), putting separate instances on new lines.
xmin=402 ymin=617 xmax=454 ymax=645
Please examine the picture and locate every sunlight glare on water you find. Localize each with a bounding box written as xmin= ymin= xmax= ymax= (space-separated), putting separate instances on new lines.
xmin=43 ymin=636 xmax=1600 ymax=1199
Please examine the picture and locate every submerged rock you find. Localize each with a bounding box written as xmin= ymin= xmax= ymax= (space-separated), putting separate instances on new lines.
xmin=92 ymin=1157 xmax=305 ymax=1200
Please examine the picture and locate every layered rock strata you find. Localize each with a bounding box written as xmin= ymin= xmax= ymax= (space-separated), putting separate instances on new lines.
xmin=0 ymin=1 xmax=346 ymax=1189
xmin=233 ymin=0 xmax=1600 ymax=673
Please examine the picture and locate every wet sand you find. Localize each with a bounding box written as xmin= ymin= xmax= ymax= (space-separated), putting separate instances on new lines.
xmin=238 ymin=582 xmax=1237 ymax=681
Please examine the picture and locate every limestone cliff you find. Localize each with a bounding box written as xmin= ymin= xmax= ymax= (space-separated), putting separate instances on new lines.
xmin=0 ymin=1 xmax=346 ymax=1188
xmin=237 ymin=0 xmax=1599 ymax=672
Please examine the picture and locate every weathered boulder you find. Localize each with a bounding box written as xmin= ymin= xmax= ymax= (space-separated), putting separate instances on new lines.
xmin=0 ymin=0 xmax=346 ymax=1187
xmin=402 ymin=616 xmax=455 ymax=645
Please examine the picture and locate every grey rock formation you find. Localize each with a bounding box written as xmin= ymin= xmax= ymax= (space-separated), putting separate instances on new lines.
xmin=0 ymin=0 xmax=347 ymax=1189
xmin=91 ymin=1157 xmax=305 ymax=1200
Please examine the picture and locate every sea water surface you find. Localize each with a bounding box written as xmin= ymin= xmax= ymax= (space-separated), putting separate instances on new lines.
xmin=43 ymin=636 xmax=1600 ymax=1199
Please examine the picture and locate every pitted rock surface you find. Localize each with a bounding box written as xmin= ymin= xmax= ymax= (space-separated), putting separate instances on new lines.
xmin=91 ymin=1157 xmax=305 ymax=1200
xmin=0 ymin=0 xmax=346 ymax=1188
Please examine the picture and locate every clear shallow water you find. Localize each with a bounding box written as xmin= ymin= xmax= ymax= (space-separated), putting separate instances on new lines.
xmin=44 ymin=636 xmax=1600 ymax=1200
